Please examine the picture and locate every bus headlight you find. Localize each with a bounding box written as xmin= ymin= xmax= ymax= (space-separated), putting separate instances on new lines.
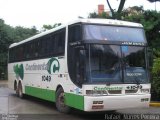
xmin=141 ymin=89 xmax=150 ymax=93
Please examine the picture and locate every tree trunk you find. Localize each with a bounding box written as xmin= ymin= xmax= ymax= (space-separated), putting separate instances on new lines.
xmin=117 ymin=0 xmax=126 ymax=19
xmin=106 ymin=0 xmax=115 ymax=18
xmin=106 ymin=0 xmax=126 ymax=19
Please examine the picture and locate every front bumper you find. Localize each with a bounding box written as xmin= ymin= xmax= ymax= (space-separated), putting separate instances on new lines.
xmin=84 ymin=94 xmax=150 ymax=111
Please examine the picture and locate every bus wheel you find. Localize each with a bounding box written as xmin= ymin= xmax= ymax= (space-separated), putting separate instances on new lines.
xmin=18 ymin=82 xmax=24 ymax=98
xmin=14 ymin=81 xmax=18 ymax=95
xmin=56 ymin=87 xmax=70 ymax=113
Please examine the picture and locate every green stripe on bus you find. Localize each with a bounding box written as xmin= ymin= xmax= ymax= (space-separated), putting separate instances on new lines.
xmin=25 ymin=86 xmax=55 ymax=102
xmin=65 ymin=93 xmax=84 ymax=110
xmin=25 ymin=86 xmax=84 ymax=110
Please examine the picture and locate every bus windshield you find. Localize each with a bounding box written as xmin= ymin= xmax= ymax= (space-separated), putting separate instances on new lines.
xmin=83 ymin=25 xmax=146 ymax=43
xmin=85 ymin=45 xmax=149 ymax=84
xmin=67 ymin=24 xmax=149 ymax=86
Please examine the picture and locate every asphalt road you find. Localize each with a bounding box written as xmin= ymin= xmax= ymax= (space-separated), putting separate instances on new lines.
xmin=0 ymin=81 xmax=160 ymax=120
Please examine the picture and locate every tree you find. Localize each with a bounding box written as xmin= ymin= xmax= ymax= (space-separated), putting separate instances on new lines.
xmin=14 ymin=26 xmax=38 ymax=42
xmin=88 ymin=11 xmax=110 ymax=18
xmin=106 ymin=0 xmax=160 ymax=19
xmin=88 ymin=12 xmax=99 ymax=18
xmin=42 ymin=23 xmax=61 ymax=31
xmin=151 ymin=58 xmax=160 ymax=100
xmin=0 ymin=19 xmax=63 ymax=80
xmin=0 ymin=19 xmax=38 ymax=79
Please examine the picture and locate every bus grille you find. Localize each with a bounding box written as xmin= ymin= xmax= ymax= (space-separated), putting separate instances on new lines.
xmin=125 ymin=90 xmax=138 ymax=94
xmin=108 ymin=90 xmax=122 ymax=94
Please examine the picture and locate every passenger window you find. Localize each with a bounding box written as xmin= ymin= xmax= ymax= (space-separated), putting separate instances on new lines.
xmin=58 ymin=29 xmax=65 ymax=55
xmin=68 ymin=24 xmax=81 ymax=43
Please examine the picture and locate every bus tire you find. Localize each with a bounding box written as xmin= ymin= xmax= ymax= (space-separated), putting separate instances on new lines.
xmin=14 ymin=81 xmax=18 ymax=95
xmin=56 ymin=87 xmax=70 ymax=113
xmin=18 ymin=82 xmax=24 ymax=99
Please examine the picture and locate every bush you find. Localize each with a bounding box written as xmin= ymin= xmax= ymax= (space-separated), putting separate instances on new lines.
xmin=151 ymin=58 xmax=160 ymax=101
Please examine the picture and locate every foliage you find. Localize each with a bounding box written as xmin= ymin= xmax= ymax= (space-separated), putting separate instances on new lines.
xmin=0 ymin=19 xmax=61 ymax=79
xmin=14 ymin=26 xmax=38 ymax=42
xmin=88 ymin=12 xmax=99 ymax=18
xmin=0 ymin=19 xmax=38 ymax=79
xmin=151 ymin=58 xmax=160 ymax=100
xmin=88 ymin=11 xmax=110 ymax=18
xmin=105 ymin=0 xmax=160 ymax=19
xmin=152 ymin=58 xmax=160 ymax=76
xmin=42 ymin=23 xmax=61 ymax=31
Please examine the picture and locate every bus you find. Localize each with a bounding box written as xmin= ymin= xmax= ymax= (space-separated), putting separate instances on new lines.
xmin=8 ymin=19 xmax=151 ymax=113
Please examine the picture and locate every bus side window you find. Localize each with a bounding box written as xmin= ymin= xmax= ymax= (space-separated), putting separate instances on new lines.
xmin=32 ymin=42 xmax=36 ymax=59
xmin=28 ymin=43 xmax=31 ymax=59
xmin=76 ymin=49 xmax=86 ymax=86
xmin=25 ymin=43 xmax=30 ymax=60
xmin=29 ymin=42 xmax=34 ymax=59
xmin=35 ymin=40 xmax=40 ymax=58
xmin=58 ymin=29 xmax=65 ymax=55
xmin=41 ymin=37 xmax=47 ymax=57
xmin=68 ymin=24 xmax=83 ymax=88
xmin=23 ymin=44 xmax=26 ymax=60
xmin=16 ymin=47 xmax=19 ymax=61
xmin=68 ymin=24 xmax=81 ymax=42
xmin=54 ymin=32 xmax=59 ymax=56
xmin=46 ymin=35 xmax=52 ymax=56
xmin=50 ymin=33 xmax=55 ymax=56
xmin=19 ymin=46 xmax=23 ymax=61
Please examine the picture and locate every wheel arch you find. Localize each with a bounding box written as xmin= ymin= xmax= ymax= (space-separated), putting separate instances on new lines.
xmin=56 ymin=84 xmax=63 ymax=92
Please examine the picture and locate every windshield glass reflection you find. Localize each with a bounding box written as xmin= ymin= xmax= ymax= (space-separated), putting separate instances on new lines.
xmin=122 ymin=46 xmax=148 ymax=83
xmin=84 ymin=25 xmax=146 ymax=43
xmin=86 ymin=45 xmax=122 ymax=83
xmin=85 ymin=45 xmax=148 ymax=84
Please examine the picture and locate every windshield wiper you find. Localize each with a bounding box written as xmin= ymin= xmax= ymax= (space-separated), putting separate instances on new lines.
xmin=134 ymin=77 xmax=140 ymax=85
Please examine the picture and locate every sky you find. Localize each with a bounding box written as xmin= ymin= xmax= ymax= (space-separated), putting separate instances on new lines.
xmin=0 ymin=0 xmax=160 ymax=29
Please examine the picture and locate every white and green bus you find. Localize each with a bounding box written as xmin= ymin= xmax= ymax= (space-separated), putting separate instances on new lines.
xmin=8 ymin=19 xmax=151 ymax=113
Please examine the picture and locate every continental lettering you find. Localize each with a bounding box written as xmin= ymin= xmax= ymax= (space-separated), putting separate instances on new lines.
xmin=94 ymin=86 xmax=123 ymax=91
xmin=25 ymin=63 xmax=48 ymax=71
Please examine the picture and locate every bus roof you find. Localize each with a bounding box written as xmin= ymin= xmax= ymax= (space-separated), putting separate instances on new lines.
xmin=9 ymin=18 xmax=143 ymax=48
xmin=68 ymin=18 xmax=143 ymax=27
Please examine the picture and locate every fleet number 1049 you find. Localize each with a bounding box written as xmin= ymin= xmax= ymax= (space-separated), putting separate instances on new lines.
xmin=42 ymin=75 xmax=51 ymax=82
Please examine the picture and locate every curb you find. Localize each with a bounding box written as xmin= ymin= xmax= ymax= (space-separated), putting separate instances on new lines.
xmin=150 ymin=102 xmax=160 ymax=107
